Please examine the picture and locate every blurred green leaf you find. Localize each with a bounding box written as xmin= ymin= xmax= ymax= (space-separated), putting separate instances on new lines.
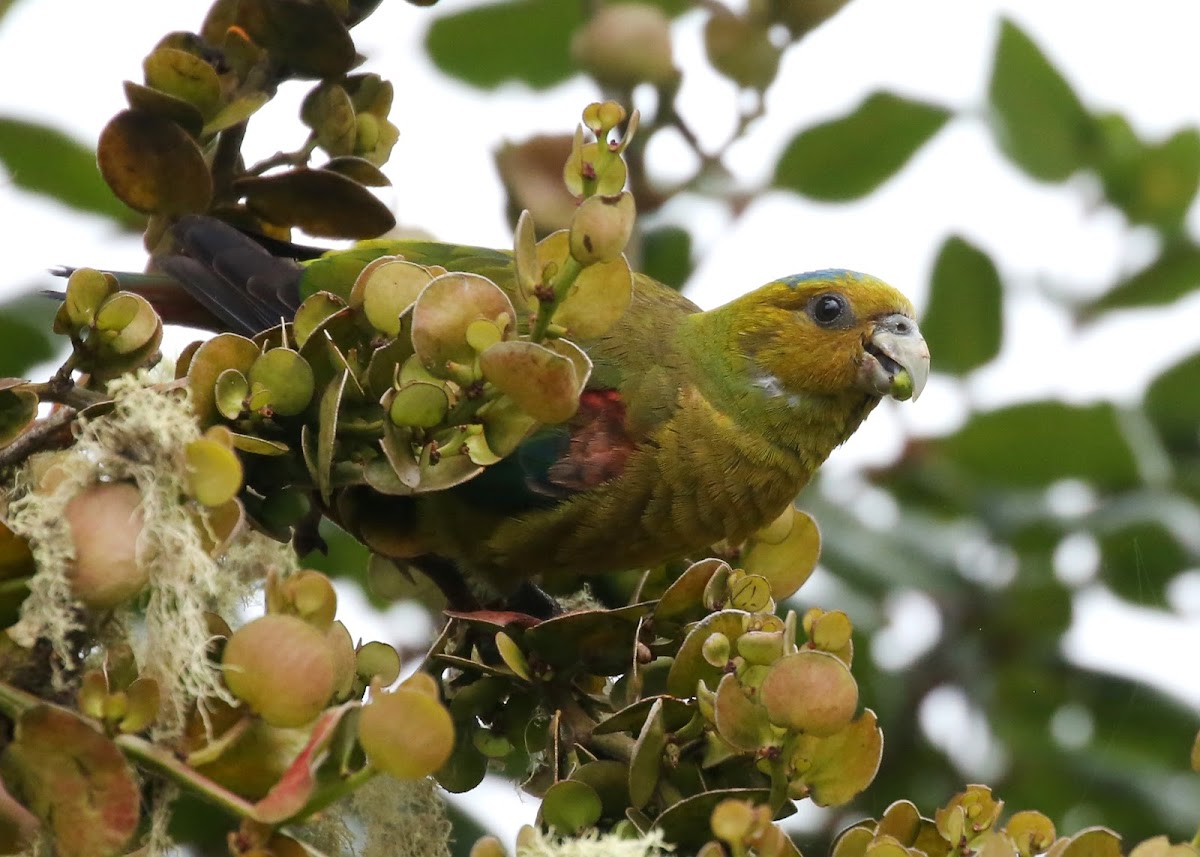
xmin=1096 ymin=117 xmax=1200 ymax=229
xmin=921 ymin=235 xmax=1003 ymax=375
xmin=992 ymin=666 xmax=1199 ymax=839
xmin=301 ymin=519 xmax=371 ymax=588
xmin=934 ymin=401 xmax=1139 ymax=491
xmin=447 ymin=800 xmax=491 ymax=857
xmin=1087 ymin=240 xmax=1200 ymax=315
xmin=1145 ymin=351 xmax=1200 ymax=453
xmin=1098 ymin=522 xmax=1182 ymax=607
xmin=424 ymin=0 xmax=688 ymax=90
xmin=640 ymin=225 xmax=692 ymax=290
xmin=0 ymin=293 xmax=59 ymax=377
xmin=987 ymin=18 xmax=1096 ymax=181
xmin=773 ymin=92 xmax=950 ymax=200
xmin=164 ymin=791 xmax=237 ymax=854
xmin=0 ymin=117 xmax=138 ymax=225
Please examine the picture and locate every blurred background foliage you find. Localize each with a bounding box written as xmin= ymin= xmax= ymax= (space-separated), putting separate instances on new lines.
xmin=1 ymin=0 xmax=1199 ymax=853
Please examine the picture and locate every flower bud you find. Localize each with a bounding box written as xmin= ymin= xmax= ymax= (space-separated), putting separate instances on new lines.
xmin=702 ymin=631 xmax=731 ymax=668
xmin=736 ymin=630 xmax=785 ymax=666
xmin=582 ymin=101 xmax=627 ymax=136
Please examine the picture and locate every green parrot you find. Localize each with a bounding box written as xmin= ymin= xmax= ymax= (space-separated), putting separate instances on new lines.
xmin=130 ymin=216 xmax=929 ymax=595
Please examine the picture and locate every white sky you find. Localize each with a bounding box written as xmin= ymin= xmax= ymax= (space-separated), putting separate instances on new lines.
xmin=3 ymin=0 xmax=1200 ymax=842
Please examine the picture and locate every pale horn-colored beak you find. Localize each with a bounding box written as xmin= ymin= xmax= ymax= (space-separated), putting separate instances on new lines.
xmin=858 ymin=314 xmax=930 ymax=402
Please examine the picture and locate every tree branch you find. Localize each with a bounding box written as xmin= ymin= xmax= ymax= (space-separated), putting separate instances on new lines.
xmin=0 ymin=408 xmax=77 ymax=471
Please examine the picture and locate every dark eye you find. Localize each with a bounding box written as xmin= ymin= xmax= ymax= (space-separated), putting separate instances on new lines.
xmin=811 ymin=293 xmax=846 ymax=326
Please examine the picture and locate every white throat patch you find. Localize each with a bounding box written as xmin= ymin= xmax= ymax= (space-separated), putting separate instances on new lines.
xmin=752 ymin=372 xmax=804 ymax=408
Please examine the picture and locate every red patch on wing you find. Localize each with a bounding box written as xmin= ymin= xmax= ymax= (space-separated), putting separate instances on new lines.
xmin=546 ymin=389 xmax=636 ymax=491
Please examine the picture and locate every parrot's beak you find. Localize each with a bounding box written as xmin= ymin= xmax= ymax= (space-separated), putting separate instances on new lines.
xmin=859 ymin=314 xmax=930 ymax=402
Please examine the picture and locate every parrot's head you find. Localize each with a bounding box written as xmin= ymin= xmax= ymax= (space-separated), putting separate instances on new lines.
xmin=726 ymin=269 xmax=930 ymax=405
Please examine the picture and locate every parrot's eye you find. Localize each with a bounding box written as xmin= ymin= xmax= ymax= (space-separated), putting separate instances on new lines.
xmin=811 ymin=293 xmax=847 ymax=326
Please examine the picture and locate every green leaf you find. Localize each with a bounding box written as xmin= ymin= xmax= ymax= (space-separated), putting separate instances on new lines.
xmin=0 ymin=293 xmax=58 ymax=377
xmin=773 ymin=92 xmax=950 ymax=200
xmin=0 ymin=117 xmax=137 ymax=225
xmin=425 ymin=0 xmax=578 ymax=90
xmin=424 ymin=0 xmax=688 ymax=90
xmin=937 ymin=401 xmax=1139 ymax=491
xmin=987 ymin=18 xmax=1096 ymax=182
xmin=920 ymin=235 xmax=1003 ymax=374
xmin=1098 ymin=521 xmax=1182 ymax=607
xmin=236 ymin=168 xmax=395 ymax=239
xmin=539 ymin=780 xmax=603 ymax=835
xmin=1087 ymin=240 xmax=1200 ymax=315
xmin=0 ymin=386 xmax=37 ymax=448
xmin=1145 ymin=351 xmax=1200 ymax=453
xmin=1098 ymin=123 xmax=1200 ymax=229
xmin=641 ymin=225 xmax=692 ymax=290
xmin=98 ymin=110 xmax=212 ymax=216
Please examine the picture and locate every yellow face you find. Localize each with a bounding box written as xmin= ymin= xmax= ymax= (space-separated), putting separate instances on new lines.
xmin=733 ymin=269 xmax=929 ymax=402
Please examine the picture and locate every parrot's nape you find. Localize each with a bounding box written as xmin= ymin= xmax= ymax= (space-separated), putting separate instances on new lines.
xmin=96 ymin=216 xmax=929 ymax=607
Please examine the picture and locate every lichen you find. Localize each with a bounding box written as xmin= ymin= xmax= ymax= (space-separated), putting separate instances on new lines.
xmin=516 ymin=827 xmax=672 ymax=857
xmin=3 ymin=374 xmax=297 ymax=735
xmin=301 ymin=776 xmax=453 ymax=857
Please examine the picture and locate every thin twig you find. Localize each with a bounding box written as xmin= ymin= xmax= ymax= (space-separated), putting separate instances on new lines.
xmin=212 ymin=121 xmax=249 ymax=206
xmin=116 ymin=732 xmax=262 ymax=820
xmin=27 ymin=378 xmax=105 ymax=411
xmin=247 ymin=136 xmax=319 ymax=176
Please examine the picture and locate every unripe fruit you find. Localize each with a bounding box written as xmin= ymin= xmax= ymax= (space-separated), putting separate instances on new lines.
xmin=327 ymin=620 xmax=357 ymax=700
xmin=760 ymin=651 xmax=857 ymax=736
xmin=470 ymin=836 xmax=508 ymax=857
xmin=222 ymin=614 xmax=336 ymax=727
xmin=65 ymin=482 xmax=148 ymax=610
xmin=569 ymin=192 xmax=636 ymax=265
xmin=358 ymin=688 xmax=454 ymax=779
xmin=771 ymin=0 xmax=853 ymax=36
xmin=704 ymin=10 xmax=781 ymax=91
xmin=571 ymin=4 xmax=677 ymax=88
xmin=702 ymin=631 xmax=731 ymax=668
xmin=710 ymin=798 xmax=756 ymax=845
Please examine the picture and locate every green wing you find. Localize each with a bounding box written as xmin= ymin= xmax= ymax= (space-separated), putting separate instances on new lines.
xmin=298 ymin=240 xmax=515 ymax=303
xmin=454 ymin=275 xmax=703 ymax=516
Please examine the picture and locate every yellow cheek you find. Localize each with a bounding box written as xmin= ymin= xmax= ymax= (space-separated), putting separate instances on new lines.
xmin=755 ymin=332 xmax=863 ymax=396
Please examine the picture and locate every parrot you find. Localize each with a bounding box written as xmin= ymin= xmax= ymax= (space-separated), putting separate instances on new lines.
xmin=112 ymin=216 xmax=929 ymax=598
